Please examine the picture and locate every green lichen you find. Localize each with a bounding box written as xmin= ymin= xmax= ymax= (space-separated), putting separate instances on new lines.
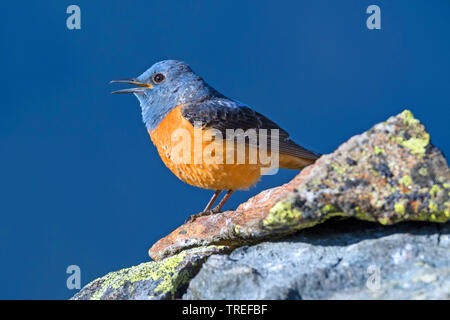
xmin=400 ymin=134 xmax=430 ymax=156
xmin=418 ymin=167 xmax=428 ymax=176
xmin=394 ymin=202 xmax=405 ymax=215
xmin=379 ymin=207 xmax=448 ymax=225
xmin=89 ymin=250 xmax=188 ymax=300
xmin=356 ymin=213 xmax=376 ymax=222
xmin=320 ymin=205 xmax=348 ymax=219
xmin=391 ymin=136 xmax=404 ymax=144
xmin=399 ymin=110 xmax=419 ymax=126
xmin=411 ymin=209 xmax=449 ymax=223
xmin=429 ymin=184 xmax=441 ymax=197
xmin=265 ymin=187 xmax=448 ymax=235
xmin=263 ymin=200 xmax=303 ymax=228
xmin=399 ymin=175 xmax=412 ymax=187
xmin=428 ymin=201 xmax=438 ymax=213
xmin=393 ymin=110 xmax=430 ymax=157
xmin=354 ymin=206 xmax=376 ymax=222
xmin=325 ymin=212 xmax=348 ymax=219
xmin=233 ymin=224 xmax=244 ymax=236
xmin=422 ymin=184 xmax=450 ymax=220
xmin=264 ymin=199 xmax=351 ymax=231
xmin=378 ymin=217 xmax=390 ymax=225
xmin=444 ymin=202 xmax=450 ymax=218
xmin=374 ymin=146 xmax=385 ymax=155
xmin=85 ymin=246 xmax=223 ymax=300
xmin=369 ymin=168 xmax=379 ymax=177
xmin=330 ymin=163 xmax=346 ymax=175
xmin=321 ymin=204 xmax=338 ymax=214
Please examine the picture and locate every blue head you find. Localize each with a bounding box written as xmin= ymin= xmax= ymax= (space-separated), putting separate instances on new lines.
xmin=111 ymin=60 xmax=222 ymax=132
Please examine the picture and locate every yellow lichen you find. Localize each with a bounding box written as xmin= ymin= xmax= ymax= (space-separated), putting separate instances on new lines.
xmin=399 ymin=110 xmax=419 ymax=126
xmin=418 ymin=167 xmax=428 ymax=176
xmin=400 ymin=175 xmax=412 ymax=187
xmin=330 ymin=163 xmax=346 ymax=175
xmin=89 ymin=251 xmax=187 ymax=300
xmin=378 ymin=218 xmax=389 ymax=225
xmin=400 ymin=134 xmax=430 ymax=156
xmin=394 ymin=202 xmax=405 ymax=215
xmin=263 ymin=200 xmax=303 ymax=228
xmin=411 ymin=209 xmax=449 ymax=223
xmin=86 ymin=246 xmax=223 ymax=300
xmin=429 ymin=184 xmax=441 ymax=197
xmin=233 ymin=224 xmax=243 ymax=235
xmin=444 ymin=202 xmax=450 ymax=218
xmin=265 ymin=200 xmax=350 ymax=230
xmin=428 ymin=201 xmax=438 ymax=213
xmin=374 ymin=146 xmax=385 ymax=155
xmin=392 ymin=110 xmax=430 ymax=157
xmin=320 ymin=204 xmax=338 ymax=214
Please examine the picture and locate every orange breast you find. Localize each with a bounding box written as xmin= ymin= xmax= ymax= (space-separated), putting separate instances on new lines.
xmin=149 ymin=106 xmax=263 ymax=190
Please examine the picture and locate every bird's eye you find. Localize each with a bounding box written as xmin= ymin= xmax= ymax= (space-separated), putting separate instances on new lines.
xmin=153 ymin=73 xmax=165 ymax=84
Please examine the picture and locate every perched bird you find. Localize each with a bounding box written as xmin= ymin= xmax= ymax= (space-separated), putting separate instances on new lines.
xmin=111 ymin=60 xmax=319 ymax=222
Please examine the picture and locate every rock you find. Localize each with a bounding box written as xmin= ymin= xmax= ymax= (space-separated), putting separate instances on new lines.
xmin=184 ymin=219 xmax=450 ymax=300
xmin=71 ymin=245 xmax=228 ymax=300
xmin=72 ymin=110 xmax=450 ymax=300
xmin=149 ymin=110 xmax=450 ymax=261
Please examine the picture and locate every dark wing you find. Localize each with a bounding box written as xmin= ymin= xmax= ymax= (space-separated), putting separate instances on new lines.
xmin=181 ymin=98 xmax=319 ymax=160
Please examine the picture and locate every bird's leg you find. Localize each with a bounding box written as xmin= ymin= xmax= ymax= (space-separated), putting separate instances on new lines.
xmin=203 ymin=190 xmax=222 ymax=212
xmin=185 ymin=190 xmax=222 ymax=223
xmin=211 ymin=190 xmax=235 ymax=213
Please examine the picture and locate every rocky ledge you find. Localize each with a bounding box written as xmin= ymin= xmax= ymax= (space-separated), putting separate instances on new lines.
xmin=72 ymin=110 xmax=449 ymax=300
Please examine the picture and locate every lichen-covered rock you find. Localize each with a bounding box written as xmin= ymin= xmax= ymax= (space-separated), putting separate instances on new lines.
xmin=149 ymin=110 xmax=450 ymax=260
xmin=71 ymin=245 xmax=228 ymax=300
xmin=72 ymin=110 xmax=449 ymax=300
xmin=184 ymin=220 xmax=450 ymax=300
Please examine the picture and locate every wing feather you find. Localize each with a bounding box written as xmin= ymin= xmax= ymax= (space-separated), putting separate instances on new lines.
xmin=181 ymin=99 xmax=319 ymax=160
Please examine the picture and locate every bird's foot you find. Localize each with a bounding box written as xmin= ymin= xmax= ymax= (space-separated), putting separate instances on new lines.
xmin=184 ymin=208 xmax=221 ymax=224
xmin=184 ymin=211 xmax=208 ymax=224
xmin=210 ymin=206 xmax=221 ymax=214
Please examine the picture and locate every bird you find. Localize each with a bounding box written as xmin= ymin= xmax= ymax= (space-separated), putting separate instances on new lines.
xmin=111 ymin=60 xmax=319 ymax=222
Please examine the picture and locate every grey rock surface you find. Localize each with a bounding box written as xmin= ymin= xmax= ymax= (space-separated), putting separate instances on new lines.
xmin=71 ymin=245 xmax=229 ymax=300
xmin=184 ymin=219 xmax=450 ymax=299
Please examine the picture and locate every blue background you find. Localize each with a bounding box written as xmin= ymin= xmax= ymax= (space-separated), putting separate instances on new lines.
xmin=0 ymin=1 xmax=449 ymax=299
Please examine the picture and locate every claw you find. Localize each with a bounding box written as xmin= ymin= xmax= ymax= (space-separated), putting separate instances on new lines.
xmin=184 ymin=209 xmax=222 ymax=224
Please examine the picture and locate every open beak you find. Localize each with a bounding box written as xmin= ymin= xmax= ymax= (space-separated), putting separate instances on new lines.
xmin=110 ymin=78 xmax=153 ymax=94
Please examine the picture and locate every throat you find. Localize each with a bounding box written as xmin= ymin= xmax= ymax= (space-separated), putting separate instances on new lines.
xmin=141 ymin=103 xmax=172 ymax=133
xmin=139 ymin=83 xmax=220 ymax=132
